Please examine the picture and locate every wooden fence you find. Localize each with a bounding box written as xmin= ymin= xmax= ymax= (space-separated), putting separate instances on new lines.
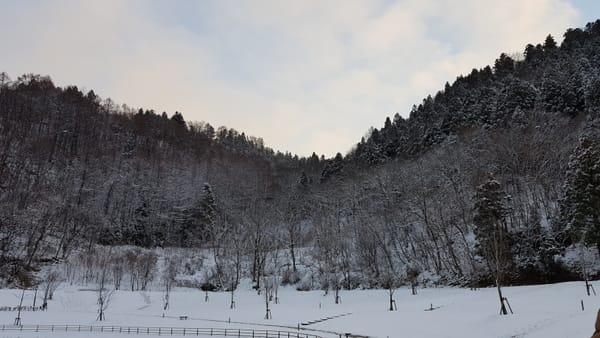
xmin=0 ymin=325 xmax=324 ymax=338
xmin=0 ymin=306 xmax=44 ymax=311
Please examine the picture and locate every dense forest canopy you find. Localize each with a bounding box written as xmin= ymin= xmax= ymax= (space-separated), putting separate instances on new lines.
xmin=2 ymin=20 xmax=600 ymax=290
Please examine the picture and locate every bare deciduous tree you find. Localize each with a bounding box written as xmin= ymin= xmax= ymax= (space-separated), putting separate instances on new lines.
xmin=96 ymin=248 xmax=114 ymax=321
xmin=41 ymin=268 xmax=63 ymax=310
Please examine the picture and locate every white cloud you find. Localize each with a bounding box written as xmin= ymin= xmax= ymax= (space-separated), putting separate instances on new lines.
xmin=0 ymin=0 xmax=580 ymax=157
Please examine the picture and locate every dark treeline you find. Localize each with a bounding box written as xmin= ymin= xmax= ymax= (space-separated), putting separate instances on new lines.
xmin=350 ymin=21 xmax=600 ymax=165
xmin=2 ymin=21 xmax=600 ymax=291
xmin=0 ymin=73 xmax=324 ymax=285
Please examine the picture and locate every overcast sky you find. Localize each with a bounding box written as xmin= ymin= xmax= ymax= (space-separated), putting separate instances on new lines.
xmin=2 ymin=1 xmax=599 ymax=157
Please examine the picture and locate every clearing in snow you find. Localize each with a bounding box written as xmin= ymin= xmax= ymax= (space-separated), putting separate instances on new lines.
xmin=0 ymin=281 xmax=598 ymax=338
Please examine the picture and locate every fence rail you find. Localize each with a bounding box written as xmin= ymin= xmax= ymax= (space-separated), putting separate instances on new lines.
xmin=0 ymin=324 xmax=323 ymax=338
xmin=0 ymin=306 xmax=44 ymax=311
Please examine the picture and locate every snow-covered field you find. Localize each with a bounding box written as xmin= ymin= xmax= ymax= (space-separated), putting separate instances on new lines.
xmin=0 ymin=281 xmax=598 ymax=338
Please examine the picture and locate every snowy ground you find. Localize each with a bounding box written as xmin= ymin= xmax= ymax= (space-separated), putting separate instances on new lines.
xmin=0 ymin=281 xmax=598 ymax=338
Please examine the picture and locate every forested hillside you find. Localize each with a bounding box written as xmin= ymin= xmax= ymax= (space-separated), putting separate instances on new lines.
xmin=2 ymin=21 xmax=600 ymax=291
xmin=349 ymin=22 xmax=600 ymax=165
xmin=0 ymin=75 xmax=324 ymax=284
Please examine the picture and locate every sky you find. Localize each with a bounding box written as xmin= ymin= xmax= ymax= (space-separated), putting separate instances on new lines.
xmin=1 ymin=1 xmax=599 ymax=157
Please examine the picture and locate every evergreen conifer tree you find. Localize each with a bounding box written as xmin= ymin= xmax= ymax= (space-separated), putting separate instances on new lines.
xmin=543 ymin=34 xmax=557 ymax=50
xmin=560 ymin=133 xmax=600 ymax=251
xmin=473 ymin=175 xmax=512 ymax=315
xmin=198 ymin=183 xmax=217 ymax=236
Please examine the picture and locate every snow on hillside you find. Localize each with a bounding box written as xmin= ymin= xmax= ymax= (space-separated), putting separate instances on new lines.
xmin=0 ymin=281 xmax=598 ymax=338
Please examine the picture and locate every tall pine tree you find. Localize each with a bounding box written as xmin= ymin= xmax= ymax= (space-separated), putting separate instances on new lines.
xmin=560 ymin=133 xmax=600 ymax=251
xmin=473 ymin=175 xmax=512 ymax=315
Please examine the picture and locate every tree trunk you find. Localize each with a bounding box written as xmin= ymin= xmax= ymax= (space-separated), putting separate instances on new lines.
xmin=497 ymin=280 xmax=507 ymax=315
xmin=290 ymin=241 xmax=297 ymax=272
